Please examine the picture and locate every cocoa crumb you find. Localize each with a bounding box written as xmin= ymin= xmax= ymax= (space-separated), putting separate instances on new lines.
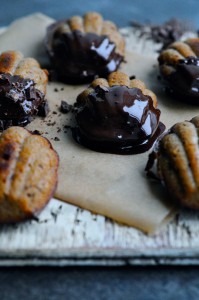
xmin=54 ymin=137 xmax=60 ymax=141
xmin=54 ymin=88 xmax=58 ymax=92
xmin=60 ymin=100 xmax=72 ymax=113
xmin=38 ymin=101 xmax=49 ymax=117
xmin=64 ymin=125 xmax=71 ymax=129
xmin=32 ymin=130 xmax=41 ymax=135
xmin=47 ymin=121 xmax=56 ymax=126
xmin=131 ymin=18 xmax=197 ymax=51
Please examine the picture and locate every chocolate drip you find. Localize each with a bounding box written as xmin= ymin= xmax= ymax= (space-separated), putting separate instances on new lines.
xmin=0 ymin=73 xmax=46 ymax=130
xmin=164 ymin=57 xmax=199 ymax=103
xmin=45 ymin=21 xmax=124 ymax=84
xmin=73 ymin=86 xmax=165 ymax=154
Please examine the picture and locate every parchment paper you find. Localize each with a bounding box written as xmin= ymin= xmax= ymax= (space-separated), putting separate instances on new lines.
xmin=1 ymin=13 xmax=198 ymax=233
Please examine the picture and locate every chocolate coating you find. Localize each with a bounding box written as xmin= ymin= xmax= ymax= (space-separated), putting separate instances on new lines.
xmin=73 ymin=85 xmax=165 ymax=154
xmin=165 ymin=57 xmax=199 ymax=103
xmin=0 ymin=73 xmax=46 ymax=130
xmin=45 ymin=21 xmax=124 ymax=84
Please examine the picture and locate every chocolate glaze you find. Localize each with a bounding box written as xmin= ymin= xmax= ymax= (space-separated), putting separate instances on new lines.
xmin=45 ymin=21 xmax=124 ymax=84
xmin=73 ymin=85 xmax=165 ymax=154
xmin=0 ymin=73 xmax=46 ymax=130
xmin=162 ymin=57 xmax=199 ymax=103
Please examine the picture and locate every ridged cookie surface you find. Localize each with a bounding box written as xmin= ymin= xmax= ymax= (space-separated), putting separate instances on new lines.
xmin=157 ymin=116 xmax=199 ymax=209
xmin=158 ymin=38 xmax=199 ymax=76
xmin=54 ymin=12 xmax=125 ymax=56
xmin=45 ymin=12 xmax=125 ymax=84
xmin=0 ymin=126 xmax=59 ymax=223
xmin=158 ymin=38 xmax=199 ymax=103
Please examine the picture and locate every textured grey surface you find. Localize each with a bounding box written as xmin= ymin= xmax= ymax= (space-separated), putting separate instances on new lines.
xmin=1 ymin=0 xmax=199 ymax=28
xmin=1 ymin=266 xmax=199 ymax=300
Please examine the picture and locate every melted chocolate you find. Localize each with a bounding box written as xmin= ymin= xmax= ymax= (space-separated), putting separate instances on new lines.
xmin=73 ymin=85 xmax=165 ymax=154
xmin=162 ymin=57 xmax=199 ymax=103
xmin=45 ymin=21 xmax=124 ymax=84
xmin=0 ymin=73 xmax=46 ymax=130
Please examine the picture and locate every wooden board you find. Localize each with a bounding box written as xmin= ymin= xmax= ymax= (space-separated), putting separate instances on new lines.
xmin=0 ymin=25 xmax=199 ymax=266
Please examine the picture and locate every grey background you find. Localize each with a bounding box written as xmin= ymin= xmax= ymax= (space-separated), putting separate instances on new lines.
xmin=1 ymin=1 xmax=199 ymax=299
xmin=1 ymin=266 xmax=199 ymax=300
xmin=0 ymin=0 xmax=199 ymax=28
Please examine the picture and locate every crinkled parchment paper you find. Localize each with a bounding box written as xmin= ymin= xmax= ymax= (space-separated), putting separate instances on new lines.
xmin=1 ymin=13 xmax=197 ymax=233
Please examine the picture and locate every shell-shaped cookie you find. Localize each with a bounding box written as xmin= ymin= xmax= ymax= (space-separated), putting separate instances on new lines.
xmin=157 ymin=116 xmax=199 ymax=209
xmin=55 ymin=12 xmax=125 ymax=56
xmin=0 ymin=127 xmax=59 ymax=223
xmin=74 ymin=71 xmax=164 ymax=154
xmin=45 ymin=12 xmax=125 ymax=84
xmin=158 ymin=38 xmax=199 ymax=76
xmin=0 ymin=50 xmax=48 ymax=94
xmin=158 ymin=38 xmax=199 ymax=103
xmin=77 ymin=71 xmax=158 ymax=107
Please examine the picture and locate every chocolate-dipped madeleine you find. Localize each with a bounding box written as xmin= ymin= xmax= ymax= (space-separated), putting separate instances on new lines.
xmin=158 ymin=38 xmax=199 ymax=103
xmin=73 ymin=71 xmax=165 ymax=154
xmin=45 ymin=12 xmax=125 ymax=84
xmin=146 ymin=116 xmax=199 ymax=209
xmin=0 ymin=126 xmax=59 ymax=223
xmin=0 ymin=50 xmax=49 ymax=130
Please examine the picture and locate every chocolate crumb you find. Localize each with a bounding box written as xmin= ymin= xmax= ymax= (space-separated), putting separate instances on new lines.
xmin=38 ymin=101 xmax=49 ymax=117
xmin=60 ymin=100 xmax=72 ymax=113
xmin=54 ymin=88 xmax=58 ymax=92
xmin=131 ymin=18 xmax=196 ymax=51
xmin=32 ymin=130 xmax=41 ymax=135
xmin=52 ymin=111 xmax=57 ymax=114
xmin=64 ymin=125 xmax=71 ymax=129
xmin=129 ymin=75 xmax=136 ymax=80
xmin=61 ymin=87 xmax=64 ymax=91
xmin=47 ymin=121 xmax=56 ymax=126
xmin=54 ymin=137 xmax=60 ymax=141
